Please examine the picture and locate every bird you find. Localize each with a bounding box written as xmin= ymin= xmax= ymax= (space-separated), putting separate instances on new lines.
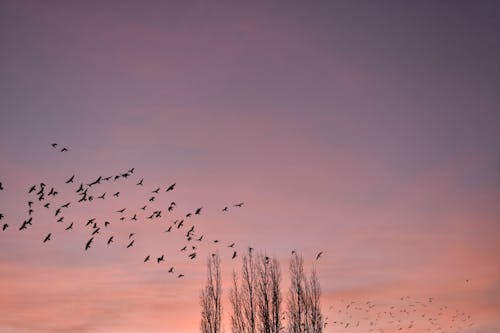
xmin=55 ymin=208 xmax=61 ymax=216
xmin=113 ymin=192 xmax=120 ymax=197
xmin=107 ymin=236 xmax=114 ymax=245
xmin=228 ymin=243 xmax=235 ymax=248
xmin=222 ymin=206 xmax=228 ymax=212
xmin=43 ymin=233 xmax=52 ymax=243
xmin=131 ymin=214 xmax=137 ymax=221
xmin=128 ymin=233 xmax=135 ymax=239
xmin=2 ymin=223 xmax=7 ymax=231
xmin=65 ymin=222 xmax=73 ymax=230
xmin=152 ymin=187 xmax=160 ymax=194
xmin=128 ymin=168 xmax=135 ymax=174
xmin=166 ymin=183 xmax=176 ymax=192
xmin=157 ymin=255 xmax=164 ymax=263
xmin=126 ymin=240 xmax=134 ymax=248
xmin=141 ymin=205 xmax=147 ymax=210
xmin=91 ymin=228 xmax=100 ymax=235
xmin=232 ymin=251 xmax=237 ymax=259
xmin=195 ymin=207 xmax=202 ymax=215
xmin=144 ymin=255 xmax=150 ymax=262
xmin=98 ymin=193 xmax=105 ymax=199
xmin=316 ymin=251 xmax=323 ymax=260
xmin=85 ymin=237 xmax=93 ymax=250
xmin=51 ymin=143 xmax=58 ymax=148
xmin=0 ymin=182 xmax=3 ymax=191
xmin=87 ymin=176 xmax=102 ymax=187
xmin=165 ymin=226 xmax=172 ymax=233
xmin=65 ymin=175 xmax=75 ymax=183
xmin=234 ymin=202 xmax=244 ymax=207
xmin=28 ymin=185 xmax=36 ymax=193
xmin=136 ymin=179 xmax=143 ymax=186
xmin=177 ymin=274 xmax=184 ymax=278
xmin=76 ymin=183 xmax=84 ymax=193
xmin=104 ymin=221 xmax=110 ymax=227
xmin=60 ymin=147 xmax=68 ymax=152
xmin=0 ymin=213 xmax=3 ymax=220
xmin=61 ymin=202 xmax=70 ymax=208
xmin=116 ymin=208 xmax=126 ymax=213
xmin=168 ymin=267 xmax=174 ymax=273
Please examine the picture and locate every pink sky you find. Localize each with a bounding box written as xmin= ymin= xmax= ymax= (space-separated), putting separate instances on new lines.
xmin=1 ymin=1 xmax=500 ymax=332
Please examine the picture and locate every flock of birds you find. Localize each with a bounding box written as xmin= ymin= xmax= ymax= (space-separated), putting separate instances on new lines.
xmin=0 ymin=143 xmax=483 ymax=333
xmin=0 ymin=142 xmax=254 ymax=278
xmin=324 ymin=296 xmax=481 ymax=333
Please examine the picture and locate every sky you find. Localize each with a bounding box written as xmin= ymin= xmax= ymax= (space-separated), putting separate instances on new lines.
xmin=1 ymin=1 xmax=500 ymax=332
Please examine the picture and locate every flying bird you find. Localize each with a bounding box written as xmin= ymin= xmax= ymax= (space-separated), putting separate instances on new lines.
xmin=2 ymin=223 xmax=7 ymax=231
xmin=43 ymin=233 xmax=52 ymax=243
xmin=234 ymin=202 xmax=244 ymax=207
xmin=0 ymin=182 xmax=3 ymax=191
xmin=136 ymin=179 xmax=143 ymax=186
xmin=85 ymin=237 xmax=93 ymax=251
xmin=166 ymin=183 xmax=176 ymax=192
xmin=65 ymin=222 xmax=73 ymax=230
xmin=316 ymin=251 xmax=323 ymax=260
xmin=87 ymin=176 xmax=102 ymax=187
xmin=195 ymin=207 xmax=202 ymax=215
xmin=98 ymin=193 xmax=105 ymax=199
xmin=157 ymin=255 xmax=164 ymax=263
xmin=117 ymin=208 xmax=126 ymax=213
xmin=126 ymin=240 xmax=134 ymax=248
xmin=107 ymin=236 xmax=114 ymax=245
xmin=60 ymin=147 xmax=68 ymax=152
xmin=65 ymin=175 xmax=75 ymax=183
xmin=144 ymin=255 xmax=150 ymax=262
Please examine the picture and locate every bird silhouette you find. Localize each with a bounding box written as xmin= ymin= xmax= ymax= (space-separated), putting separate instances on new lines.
xmin=2 ymin=223 xmax=7 ymax=231
xmin=157 ymin=255 xmax=164 ymax=263
xmin=234 ymin=202 xmax=244 ymax=207
xmin=177 ymin=274 xmax=184 ymax=278
xmin=144 ymin=255 xmax=150 ymax=262
xmin=232 ymin=251 xmax=237 ymax=259
xmin=136 ymin=179 xmax=144 ymax=186
xmin=51 ymin=143 xmax=58 ymax=148
xmin=65 ymin=175 xmax=75 ymax=183
xmin=152 ymin=187 xmax=160 ymax=194
xmin=195 ymin=207 xmax=202 ymax=215
xmin=87 ymin=176 xmax=102 ymax=187
xmin=0 ymin=182 xmax=3 ymax=190
xmin=43 ymin=233 xmax=52 ymax=243
xmin=60 ymin=147 xmax=68 ymax=152
xmin=107 ymin=236 xmax=114 ymax=245
xmin=85 ymin=237 xmax=93 ymax=250
xmin=222 ymin=206 xmax=228 ymax=212
xmin=98 ymin=193 xmax=105 ymax=199
xmin=316 ymin=251 xmax=323 ymax=260
xmin=117 ymin=208 xmax=126 ymax=213
xmin=65 ymin=222 xmax=73 ymax=230
xmin=28 ymin=185 xmax=36 ymax=193
xmin=166 ymin=183 xmax=176 ymax=192
xmin=113 ymin=192 xmax=120 ymax=197
xmin=126 ymin=240 xmax=134 ymax=248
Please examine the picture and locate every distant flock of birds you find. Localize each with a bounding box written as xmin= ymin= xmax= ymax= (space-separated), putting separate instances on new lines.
xmin=324 ymin=295 xmax=481 ymax=333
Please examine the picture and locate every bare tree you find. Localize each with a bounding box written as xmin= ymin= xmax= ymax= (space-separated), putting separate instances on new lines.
xmin=286 ymin=253 xmax=323 ymax=333
xmin=307 ymin=267 xmax=323 ymax=333
xmin=241 ymin=248 xmax=257 ymax=333
xmin=230 ymin=271 xmax=246 ymax=333
xmin=256 ymin=255 xmax=283 ymax=333
xmin=287 ymin=253 xmax=307 ymax=333
xmin=201 ymin=253 xmax=222 ymax=333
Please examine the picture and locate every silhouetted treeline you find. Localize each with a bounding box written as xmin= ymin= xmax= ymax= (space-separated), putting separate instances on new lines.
xmin=200 ymin=250 xmax=323 ymax=333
